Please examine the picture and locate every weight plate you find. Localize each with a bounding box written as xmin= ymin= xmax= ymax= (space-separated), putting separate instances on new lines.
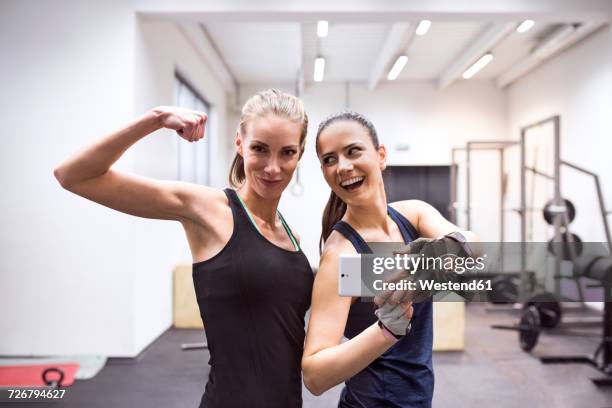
xmin=519 ymin=306 xmax=541 ymax=352
xmin=525 ymin=292 xmax=562 ymax=329
xmin=547 ymin=233 xmax=583 ymax=261
xmin=543 ymin=198 xmax=576 ymax=225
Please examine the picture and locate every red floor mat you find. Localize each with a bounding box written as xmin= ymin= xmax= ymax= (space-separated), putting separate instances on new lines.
xmin=0 ymin=364 xmax=79 ymax=387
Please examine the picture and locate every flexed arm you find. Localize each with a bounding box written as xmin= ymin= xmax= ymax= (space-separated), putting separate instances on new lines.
xmin=53 ymin=107 xmax=213 ymax=222
xmin=301 ymin=237 xmax=412 ymax=396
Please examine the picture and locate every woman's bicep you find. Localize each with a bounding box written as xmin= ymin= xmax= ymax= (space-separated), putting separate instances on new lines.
xmin=304 ymin=253 xmax=353 ymax=356
xmin=64 ymin=169 xmax=220 ymax=222
xmin=417 ymin=202 xmax=458 ymax=237
xmin=392 ymin=200 xmax=457 ymax=238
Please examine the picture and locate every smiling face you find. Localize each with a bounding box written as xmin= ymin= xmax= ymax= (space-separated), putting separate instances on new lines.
xmin=317 ymin=120 xmax=387 ymax=206
xmin=236 ymin=114 xmax=303 ymax=199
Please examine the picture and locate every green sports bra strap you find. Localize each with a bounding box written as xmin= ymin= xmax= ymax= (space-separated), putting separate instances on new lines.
xmin=277 ymin=211 xmax=300 ymax=251
xmin=236 ymin=193 xmax=262 ymax=234
xmin=236 ymin=193 xmax=299 ymax=251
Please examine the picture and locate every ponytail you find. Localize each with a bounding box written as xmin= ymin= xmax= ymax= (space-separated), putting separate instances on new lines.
xmin=319 ymin=190 xmax=347 ymax=252
xmin=229 ymin=153 xmax=245 ymax=187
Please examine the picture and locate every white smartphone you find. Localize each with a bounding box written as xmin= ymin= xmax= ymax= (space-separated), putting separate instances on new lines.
xmin=338 ymin=251 xmax=420 ymax=298
xmin=338 ymin=253 xmax=371 ymax=297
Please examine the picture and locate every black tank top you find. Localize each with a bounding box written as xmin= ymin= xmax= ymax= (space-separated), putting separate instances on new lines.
xmin=192 ymin=189 xmax=313 ymax=408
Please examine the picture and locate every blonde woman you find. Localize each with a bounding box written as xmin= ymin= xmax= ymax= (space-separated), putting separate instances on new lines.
xmin=54 ymin=89 xmax=313 ymax=407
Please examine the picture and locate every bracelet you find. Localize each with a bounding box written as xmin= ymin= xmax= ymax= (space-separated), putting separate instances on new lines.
xmin=378 ymin=320 xmax=402 ymax=342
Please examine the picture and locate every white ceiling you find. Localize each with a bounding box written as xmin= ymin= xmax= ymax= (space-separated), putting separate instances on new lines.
xmin=201 ymin=18 xmax=606 ymax=90
xmin=204 ymin=22 xmax=302 ymax=83
xmin=480 ymin=22 xmax=554 ymax=78
xmin=400 ymin=22 xmax=486 ymax=80
xmin=146 ymin=0 xmax=610 ymax=91
xmin=304 ymin=23 xmax=391 ymax=82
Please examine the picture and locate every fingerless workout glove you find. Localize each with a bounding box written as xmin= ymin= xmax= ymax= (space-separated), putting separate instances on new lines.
xmin=375 ymin=302 xmax=412 ymax=338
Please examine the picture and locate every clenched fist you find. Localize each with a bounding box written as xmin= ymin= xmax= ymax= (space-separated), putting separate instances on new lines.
xmin=153 ymin=106 xmax=207 ymax=142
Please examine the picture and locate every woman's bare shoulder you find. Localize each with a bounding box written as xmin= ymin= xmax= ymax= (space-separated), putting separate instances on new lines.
xmin=321 ymin=230 xmax=357 ymax=261
xmin=176 ymin=184 xmax=233 ymax=235
xmin=389 ymin=200 xmax=424 ymax=226
xmin=389 ymin=199 xmax=428 ymax=213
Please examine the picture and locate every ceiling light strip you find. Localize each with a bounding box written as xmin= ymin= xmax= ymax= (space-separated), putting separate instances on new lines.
xmin=517 ymin=20 xmax=535 ymax=33
xmin=416 ymin=20 xmax=431 ymax=36
xmin=387 ymin=56 xmax=408 ymax=80
xmin=314 ymin=57 xmax=325 ymax=82
xmin=462 ymin=53 xmax=494 ymax=79
xmin=317 ymin=21 xmax=328 ymax=38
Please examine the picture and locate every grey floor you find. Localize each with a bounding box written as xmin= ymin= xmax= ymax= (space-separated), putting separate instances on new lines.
xmin=30 ymin=304 xmax=612 ymax=407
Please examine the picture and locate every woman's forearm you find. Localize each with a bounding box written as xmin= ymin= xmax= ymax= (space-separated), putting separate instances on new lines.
xmin=54 ymin=110 xmax=163 ymax=188
xmin=302 ymin=323 xmax=395 ymax=396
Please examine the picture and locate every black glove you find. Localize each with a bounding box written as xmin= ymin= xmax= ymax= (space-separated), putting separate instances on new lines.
xmin=387 ymin=232 xmax=477 ymax=301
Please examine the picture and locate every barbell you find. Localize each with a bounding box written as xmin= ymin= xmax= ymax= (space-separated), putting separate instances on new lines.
xmin=491 ymin=292 xmax=563 ymax=351
xmin=492 ymin=306 xmax=541 ymax=352
xmin=524 ymin=292 xmax=562 ymax=328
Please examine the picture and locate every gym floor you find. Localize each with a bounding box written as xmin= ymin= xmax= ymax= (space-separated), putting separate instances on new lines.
xmin=43 ymin=304 xmax=612 ymax=408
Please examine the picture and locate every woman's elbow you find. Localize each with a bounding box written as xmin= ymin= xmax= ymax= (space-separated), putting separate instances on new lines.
xmin=303 ymin=374 xmax=325 ymax=397
xmin=302 ymin=360 xmax=328 ymax=396
xmin=53 ymin=166 xmax=70 ymax=189
xmin=53 ymin=164 xmax=84 ymax=191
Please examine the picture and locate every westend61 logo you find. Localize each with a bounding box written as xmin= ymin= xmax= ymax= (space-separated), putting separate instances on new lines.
xmin=371 ymin=253 xmax=487 ymax=275
xmin=363 ymin=253 xmax=491 ymax=297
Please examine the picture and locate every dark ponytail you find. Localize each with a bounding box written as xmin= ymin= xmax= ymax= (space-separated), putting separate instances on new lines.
xmin=319 ymin=190 xmax=348 ymax=252
xmin=316 ymin=111 xmax=379 ymax=251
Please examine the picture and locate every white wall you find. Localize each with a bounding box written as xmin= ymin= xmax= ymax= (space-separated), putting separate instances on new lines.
xmin=131 ymin=20 xmax=229 ymax=353
xmin=238 ymin=80 xmax=508 ymax=265
xmin=0 ymin=1 xmax=229 ymax=357
xmin=507 ymin=25 xmax=612 ymax=243
xmin=0 ymin=0 xmax=137 ymax=357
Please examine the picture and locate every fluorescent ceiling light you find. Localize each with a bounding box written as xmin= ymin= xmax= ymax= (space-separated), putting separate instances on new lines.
xmin=317 ymin=20 xmax=328 ymax=37
xmin=462 ymin=53 xmax=494 ymax=79
xmin=387 ymin=56 xmax=408 ymax=80
xmin=517 ymin=20 xmax=535 ymax=33
xmin=416 ymin=20 xmax=431 ymax=36
xmin=314 ymin=57 xmax=325 ymax=82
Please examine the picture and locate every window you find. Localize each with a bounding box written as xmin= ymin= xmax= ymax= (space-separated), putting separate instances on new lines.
xmin=174 ymin=74 xmax=210 ymax=185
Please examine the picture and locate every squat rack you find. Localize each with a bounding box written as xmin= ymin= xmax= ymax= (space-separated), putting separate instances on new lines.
xmin=450 ymin=140 xmax=520 ymax=283
xmin=450 ymin=141 xmax=520 ymax=240
xmin=519 ymin=115 xmax=563 ymax=300
xmin=520 ymin=115 xmax=612 ymax=298
xmin=519 ymin=117 xmax=612 ymax=384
